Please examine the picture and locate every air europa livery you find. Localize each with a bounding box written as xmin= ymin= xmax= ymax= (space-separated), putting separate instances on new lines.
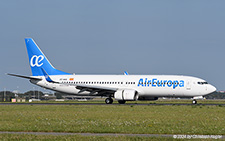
xmin=137 ymin=78 xmax=184 ymax=89
xmin=8 ymin=38 xmax=217 ymax=104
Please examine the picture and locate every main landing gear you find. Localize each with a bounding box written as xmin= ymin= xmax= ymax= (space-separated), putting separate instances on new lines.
xmin=118 ymin=100 xmax=126 ymax=104
xmin=105 ymin=98 xmax=126 ymax=104
xmin=192 ymin=99 xmax=197 ymax=104
xmin=105 ymin=97 xmax=113 ymax=104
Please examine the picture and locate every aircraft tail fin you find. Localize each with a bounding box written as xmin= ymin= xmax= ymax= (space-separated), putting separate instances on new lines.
xmin=25 ymin=38 xmax=70 ymax=76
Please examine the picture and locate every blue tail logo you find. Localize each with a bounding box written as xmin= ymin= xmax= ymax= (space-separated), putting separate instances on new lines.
xmin=30 ymin=55 xmax=44 ymax=67
xmin=25 ymin=38 xmax=70 ymax=76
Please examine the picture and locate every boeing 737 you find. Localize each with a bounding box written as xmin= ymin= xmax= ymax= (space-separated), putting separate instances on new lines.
xmin=8 ymin=38 xmax=217 ymax=104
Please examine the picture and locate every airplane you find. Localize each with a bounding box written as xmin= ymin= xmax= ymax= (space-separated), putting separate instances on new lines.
xmin=8 ymin=38 xmax=217 ymax=104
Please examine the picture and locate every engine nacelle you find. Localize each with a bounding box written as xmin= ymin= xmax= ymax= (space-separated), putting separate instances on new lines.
xmin=114 ymin=89 xmax=139 ymax=101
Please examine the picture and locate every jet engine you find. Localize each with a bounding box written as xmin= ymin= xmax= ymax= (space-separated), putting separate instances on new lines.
xmin=114 ymin=89 xmax=139 ymax=101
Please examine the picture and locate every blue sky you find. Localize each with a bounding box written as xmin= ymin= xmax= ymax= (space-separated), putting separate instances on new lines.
xmin=1 ymin=0 xmax=225 ymax=92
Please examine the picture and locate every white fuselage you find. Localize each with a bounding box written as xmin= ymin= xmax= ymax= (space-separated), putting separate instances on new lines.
xmin=31 ymin=74 xmax=216 ymax=98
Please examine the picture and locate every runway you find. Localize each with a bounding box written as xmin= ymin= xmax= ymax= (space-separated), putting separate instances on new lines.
xmin=0 ymin=131 xmax=173 ymax=137
xmin=0 ymin=131 xmax=224 ymax=139
xmin=0 ymin=103 xmax=224 ymax=106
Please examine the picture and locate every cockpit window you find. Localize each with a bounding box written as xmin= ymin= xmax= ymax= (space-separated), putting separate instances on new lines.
xmin=197 ymin=82 xmax=208 ymax=85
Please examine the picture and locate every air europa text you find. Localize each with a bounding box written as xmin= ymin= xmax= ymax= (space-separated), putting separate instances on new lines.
xmin=137 ymin=78 xmax=184 ymax=89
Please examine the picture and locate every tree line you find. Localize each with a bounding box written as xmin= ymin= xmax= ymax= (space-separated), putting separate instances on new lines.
xmin=0 ymin=91 xmax=64 ymax=102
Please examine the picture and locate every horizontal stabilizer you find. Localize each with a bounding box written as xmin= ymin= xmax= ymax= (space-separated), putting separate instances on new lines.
xmin=7 ymin=73 xmax=42 ymax=80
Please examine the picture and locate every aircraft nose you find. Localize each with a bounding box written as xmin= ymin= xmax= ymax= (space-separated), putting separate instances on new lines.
xmin=208 ymin=85 xmax=217 ymax=93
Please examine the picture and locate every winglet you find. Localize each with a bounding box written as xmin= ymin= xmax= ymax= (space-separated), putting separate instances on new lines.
xmin=124 ymin=71 xmax=129 ymax=75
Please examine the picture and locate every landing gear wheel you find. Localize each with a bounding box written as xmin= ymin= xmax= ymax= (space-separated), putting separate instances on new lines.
xmin=118 ymin=100 xmax=126 ymax=104
xmin=105 ymin=98 xmax=113 ymax=104
xmin=192 ymin=99 xmax=197 ymax=104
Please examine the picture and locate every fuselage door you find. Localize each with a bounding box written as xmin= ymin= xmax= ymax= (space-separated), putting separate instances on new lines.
xmin=186 ymin=80 xmax=191 ymax=90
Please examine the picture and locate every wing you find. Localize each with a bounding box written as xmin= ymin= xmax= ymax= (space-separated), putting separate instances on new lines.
xmin=42 ymin=68 xmax=117 ymax=97
xmin=75 ymin=84 xmax=118 ymax=96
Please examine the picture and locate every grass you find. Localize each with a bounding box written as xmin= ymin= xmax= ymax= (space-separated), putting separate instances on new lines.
xmin=0 ymin=104 xmax=224 ymax=135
